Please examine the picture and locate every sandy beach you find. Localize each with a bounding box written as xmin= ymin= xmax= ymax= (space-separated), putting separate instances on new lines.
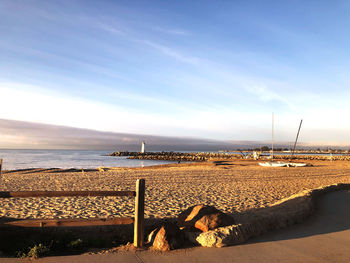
xmin=1 ymin=160 xmax=350 ymax=220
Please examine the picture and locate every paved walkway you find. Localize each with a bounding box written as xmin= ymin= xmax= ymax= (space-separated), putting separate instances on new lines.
xmin=1 ymin=190 xmax=349 ymax=263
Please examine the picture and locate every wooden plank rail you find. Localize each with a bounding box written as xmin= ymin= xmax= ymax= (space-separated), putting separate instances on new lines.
xmin=0 ymin=179 xmax=145 ymax=247
xmin=0 ymin=190 xmax=136 ymax=198
xmin=0 ymin=217 xmax=134 ymax=228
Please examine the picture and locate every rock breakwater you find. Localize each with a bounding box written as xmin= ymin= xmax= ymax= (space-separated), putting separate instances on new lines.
xmin=109 ymin=152 xmax=242 ymax=162
xmin=109 ymin=151 xmax=350 ymax=162
xmin=273 ymin=154 xmax=350 ymax=161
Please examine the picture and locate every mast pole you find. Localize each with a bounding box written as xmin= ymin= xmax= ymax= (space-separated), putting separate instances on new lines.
xmin=272 ymin=112 xmax=274 ymax=160
xmin=291 ymin=119 xmax=303 ymax=159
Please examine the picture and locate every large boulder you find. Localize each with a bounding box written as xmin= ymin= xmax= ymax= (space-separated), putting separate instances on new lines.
xmin=186 ymin=224 xmax=248 ymax=247
xmin=178 ymin=205 xmax=235 ymax=232
xmin=151 ymin=222 xmax=185 ymax=251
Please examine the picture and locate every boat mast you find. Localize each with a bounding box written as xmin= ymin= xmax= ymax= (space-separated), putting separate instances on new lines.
xmin=272 ymin=112 xmax=274 ymax=160
xmin=291 ymin=119 xmax=303 ymax=159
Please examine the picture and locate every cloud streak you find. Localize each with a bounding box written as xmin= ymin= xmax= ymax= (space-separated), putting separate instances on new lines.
xmin=141 ymin=40 xmax=201 ymax=65
xmin=152 ymin=26 xmax=191 ymax=36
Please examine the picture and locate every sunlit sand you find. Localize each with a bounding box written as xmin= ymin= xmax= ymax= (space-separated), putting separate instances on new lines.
xmin=1 ymin=160 xmax=350 ymax=220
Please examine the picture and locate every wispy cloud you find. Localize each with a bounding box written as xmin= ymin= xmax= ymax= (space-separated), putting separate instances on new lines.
xmin=0 ymin=42 xmax=131 ymax=82
xmin=91 ymin=21 xmax=126 ymax=35
xmin=142 ymin=40 xmax=200 ymax=65
xmin=89 ymin=20 xmax=199 ymax=65
xmin=244 ymin=84 xmax=296 ymax=110
xmin=109 ymin=90 xmax=194 ymax=112
xmin=152 ymin=26 xmax=191 ymax=36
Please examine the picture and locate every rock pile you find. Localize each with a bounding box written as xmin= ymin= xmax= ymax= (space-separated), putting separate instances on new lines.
xmin=147 ymin=205 xmax=235 ymax=251
xmin=177 ymin=205 xmax=235 ymax=232
xmin=147 ymin=183 xmax=350 ymax=250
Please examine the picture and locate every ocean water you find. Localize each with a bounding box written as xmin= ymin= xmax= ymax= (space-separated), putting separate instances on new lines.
xmin=0 ymin=149 xmax=344 ymax=171
xmin=0 ymin=149 xmax=176 ymax=170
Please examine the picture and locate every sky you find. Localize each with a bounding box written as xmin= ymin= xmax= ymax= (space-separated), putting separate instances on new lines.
xmin=1 ymin=0 xmax=350 ymax=147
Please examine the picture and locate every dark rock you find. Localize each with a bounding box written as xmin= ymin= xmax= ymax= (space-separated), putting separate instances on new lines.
xmin=151 ymin=222 xmax=184 ymax=251
xmin=178 ymin=205 xmax=235 ymax=232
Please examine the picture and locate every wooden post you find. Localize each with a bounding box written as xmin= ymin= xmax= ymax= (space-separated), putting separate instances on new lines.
xmin=134 ymin=179 xmax=145 ymax=247
xmin=0 ymin=159 xmax=2 ymax=179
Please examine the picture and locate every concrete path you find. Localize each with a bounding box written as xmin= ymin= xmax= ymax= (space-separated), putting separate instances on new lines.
xmin=1 ymin=190 xmax=349 ymax=263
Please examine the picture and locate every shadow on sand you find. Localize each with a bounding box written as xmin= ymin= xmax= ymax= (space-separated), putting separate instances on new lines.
xmin=3 ymin=168 xmax=98 ymax=175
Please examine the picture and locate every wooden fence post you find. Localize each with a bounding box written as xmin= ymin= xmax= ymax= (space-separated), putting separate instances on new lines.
xmin=134 ymin=179 xmax=145 ymax=247
xmin=0 ymin=159 xmax=2 ymax=179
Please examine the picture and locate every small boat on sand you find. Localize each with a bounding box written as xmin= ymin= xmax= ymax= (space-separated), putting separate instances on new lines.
xmin=288 ymin=162 xmax=307 ymax=167
xmin=259 ymin=162 xmax=307 ymax=167
xmin=259 ymin=162 xmax=288 ymax=167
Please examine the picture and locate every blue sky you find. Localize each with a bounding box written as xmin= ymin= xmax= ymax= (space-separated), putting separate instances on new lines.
xmin=1 ymin=0 xmax=350 ymax=145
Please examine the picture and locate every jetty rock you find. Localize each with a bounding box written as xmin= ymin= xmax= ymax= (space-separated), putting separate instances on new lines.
xmin=177 ymin=205 xmax=235 ymax=232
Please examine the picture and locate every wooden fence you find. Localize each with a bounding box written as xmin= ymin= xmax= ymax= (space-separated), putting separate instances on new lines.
xmin=0 ymin=178 xmax=145 ymax=247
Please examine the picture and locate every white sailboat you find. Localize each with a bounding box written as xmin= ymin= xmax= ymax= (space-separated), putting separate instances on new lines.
xmin=259 ymin=114 xmax=307 ymax=167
